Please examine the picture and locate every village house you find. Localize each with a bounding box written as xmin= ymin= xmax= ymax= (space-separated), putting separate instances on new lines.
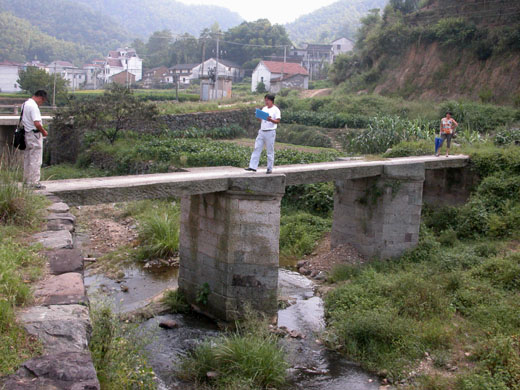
xmin=142 ymin=66 xmax=169 ymax=87
xmin=192 ymin=58 xmax=243 ymax=82
xmin=47 ymin=61 xmax=86 ymax=90
xmin=251 ymin=61 xmax=309 ymax=92
xmin=110 ymin=70 xmax=136 ymax=85
xmin=168 ymin=63 xmax=199 ymax=85
xmin=0 ymin=61 xmax=22 ymax=93
xmin=101 ymin=48 xmax=142 ymax=84
xmin=331 ymin=37 xmax=354 ymax=60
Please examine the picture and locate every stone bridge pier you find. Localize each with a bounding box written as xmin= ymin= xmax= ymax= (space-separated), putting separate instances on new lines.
xmin=332 ymin=162 xmax=425 ymax=259
xmin=178 ymin=175 xmax=285 ymax=321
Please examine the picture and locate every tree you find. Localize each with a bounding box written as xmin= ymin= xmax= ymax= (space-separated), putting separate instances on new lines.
xmin=56 ymin=85 xmax=162 ymax=145
xmin=17 ymin=67 xmax=68 ymax=97
xmin=222 ymin=19 xmax=292 ymax=66
xmin=256 ymin=81 xmax=267 ymax=93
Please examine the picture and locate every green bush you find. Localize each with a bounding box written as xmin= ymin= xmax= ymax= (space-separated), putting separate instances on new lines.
xmin=169 ymin=124 xmax=247 ymax=140
xmin=276 ymin=124 xmax=333 ymax=148
xmin=282 ymin=110 xmax=370 ymax=129
xmin=383 ymin=140 xmax=434 ymax=157
xmin=432 ymin=17 xmax=477 ymax=46
xmin=282 ymin=183 xmax=334 ymax=216
xmin=494 ymin=127 xmax=520 ymax=146
xmin=279 ymin=211 xmax=331 ymax=259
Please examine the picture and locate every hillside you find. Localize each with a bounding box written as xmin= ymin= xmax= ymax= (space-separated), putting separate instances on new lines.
xmin=285 ymin=0 xmax=388 ymax=44
xmin=331 ymin=0 xmax=520 ymax=104
xmin=0 ymin=0 xmax=129 ymax=54
xmin=75 ymin=0 xmax=244 ymax=39
xmin=0 ymin=12 xmax=98 ymax=64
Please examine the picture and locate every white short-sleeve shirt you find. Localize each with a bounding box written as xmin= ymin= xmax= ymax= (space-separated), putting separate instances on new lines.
xmin=260 ymin=105 xmax=281 ymax=130
xmin=21 ymin=98 xmax=42 ymax=132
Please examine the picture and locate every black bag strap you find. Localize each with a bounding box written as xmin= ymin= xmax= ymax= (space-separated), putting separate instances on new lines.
xmin=17 ymin=103 xmax=25 ymax=129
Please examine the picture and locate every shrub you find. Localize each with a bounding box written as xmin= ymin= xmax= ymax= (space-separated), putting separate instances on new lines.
xmin=169 ymin=124 xmax=247 ymax=140
xmin=276 ymin=124 xmax=333 ymax=148
xmin=494 ymin=127 xmax=520 ymax=146
xmin=433 ymin=17 xmax=477 ymax=46
xmin=282 ymin=182 xmax=334 ymax=216
xmin=279 ymin=211 xmax=331 ymax=259
xmin=383 ymin=140 xmax=434 ymax=157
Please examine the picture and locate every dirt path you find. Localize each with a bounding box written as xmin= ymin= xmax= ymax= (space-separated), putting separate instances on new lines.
xmin=299 ymin=88 xmax=332 ymax=98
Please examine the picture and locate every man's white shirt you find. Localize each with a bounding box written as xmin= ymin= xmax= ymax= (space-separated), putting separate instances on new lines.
xmin=260 ymin=105 xmax=281 ymax=130
xmin=21 ymin=98 xmax=42 ymax=132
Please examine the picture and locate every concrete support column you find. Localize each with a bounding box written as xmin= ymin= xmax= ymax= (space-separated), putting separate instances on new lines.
xmin=178 ymin=176 xmax=285 ymax=322
xmin=331 ymin=162 xmax=425 ymax=259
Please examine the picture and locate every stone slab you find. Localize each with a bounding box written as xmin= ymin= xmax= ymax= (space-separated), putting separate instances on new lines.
xmin=19 ymin=305 xmax=91 ymax=354
xmin=47 ymin=202 xmax=70 ymax=213
xmin=33 ymin=230 xmax=73 ymax=249
xmin=46 ymin=213 xmax=76 ymax=232
xmin=46 ymin=213 xmax=76 ymax=224
xmin=34 ymin=273 xmax=87 ymax=305
xmin=46 ymin=249 xmax=84 ymax=275
xmin=1 ymin=352 xmax=99 ymax=390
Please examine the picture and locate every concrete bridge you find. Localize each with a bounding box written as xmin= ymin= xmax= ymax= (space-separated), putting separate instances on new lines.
xmin=41 ymin=156 xmax=471 ymax=321
xmin=0 ymin=115 xmax=54 ymax=158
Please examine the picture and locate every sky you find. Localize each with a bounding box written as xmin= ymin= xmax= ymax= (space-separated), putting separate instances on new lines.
xmin=177 ymin=0 xmax=339 ymax=24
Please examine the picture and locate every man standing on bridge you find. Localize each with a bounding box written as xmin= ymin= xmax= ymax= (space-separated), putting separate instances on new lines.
xmin=245 ymin=93 xmax=281 ymax=174
xmin=22 ymin=90 xmax=48 ymax=189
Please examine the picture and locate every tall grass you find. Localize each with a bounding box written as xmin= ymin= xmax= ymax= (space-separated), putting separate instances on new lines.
xmin=0 ymin=160 xmax=47 ymax=226
xmin=179 ymin=311 xmax=288 ymax=390
xmin=134 ymin=201 xmax=180 ymax=260
xmin=89 ymin=304 xmax=156 ymax=390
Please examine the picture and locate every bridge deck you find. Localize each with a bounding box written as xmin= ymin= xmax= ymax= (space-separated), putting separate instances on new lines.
xmin=41 ymin=155 xmax=469 ymax=206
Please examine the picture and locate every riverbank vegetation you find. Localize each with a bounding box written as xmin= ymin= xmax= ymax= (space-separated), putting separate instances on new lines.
xmin=325 ymin=146 xmax=520 ymax=388
xmin=0 ymin=162 xmax=47 ymax=374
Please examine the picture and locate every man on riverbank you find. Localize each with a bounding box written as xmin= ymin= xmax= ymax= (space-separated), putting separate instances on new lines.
xmin=245 ymin=93 xmax=281 ymax=174
xmin=437 ymin=111 xmax=458 ymax=157
xmin=22 ymin=90 xmax=48 ymax=189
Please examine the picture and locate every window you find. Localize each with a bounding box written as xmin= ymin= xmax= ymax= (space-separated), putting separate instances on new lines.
xmin=261 ymin=76 xmax=264 ymax=82
xmin=337 ymin=44 xmax=341 ymax=49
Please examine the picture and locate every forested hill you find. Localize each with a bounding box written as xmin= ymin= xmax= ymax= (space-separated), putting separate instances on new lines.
xmin=74 ymin=0 xmax=244 ymax=38
xmin=285 ymin=0 xmax=388 ymax=44
xmin=0 ymin=0 xmax=129 ymax=54
xmin=329 ymin=0 xmax=520 ymax=104
xmin=0 ymin=12 xmax=98 ymax=64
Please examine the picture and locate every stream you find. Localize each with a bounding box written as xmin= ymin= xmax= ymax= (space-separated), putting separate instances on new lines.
xmin=85 ymin=262 xmax=380 ymax=390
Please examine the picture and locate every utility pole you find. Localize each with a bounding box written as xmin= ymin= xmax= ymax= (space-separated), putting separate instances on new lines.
xmin=281 ymin=45 xmax=287 ymax=80
xmin=175 ymin=74 xmax=179 ymax=102
xmin=52 ymin=63 xmax=57 ymax=106
xmin=200 ymin=39 xmax=206 ymax=78
xmin=215 ymin=32 xmax=220 ymax=95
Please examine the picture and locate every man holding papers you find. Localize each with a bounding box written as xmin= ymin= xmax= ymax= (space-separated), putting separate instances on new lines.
xmin=245 ymin=94 xmax=281 ymax=174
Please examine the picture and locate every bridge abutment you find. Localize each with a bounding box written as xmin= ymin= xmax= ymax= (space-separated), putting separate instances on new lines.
xmin=331 ymin=162 xmax=425 ymax=259
xmin=178 ymin=176 xmax=285 ymax=321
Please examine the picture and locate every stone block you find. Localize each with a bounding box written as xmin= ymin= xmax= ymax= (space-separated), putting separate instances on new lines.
xmin=0 ymin=352 xmax=99 ymax=390
xmin=47 ymin=202 xmax=70 ymax=213
xmin=46 ymin=249 xmax=84 ymax=275
xmin=34 ymin=272 xmax=87 ymax=306
xmin=19 ymin=305 xmax=91 ymax=354
xmin=228 ymin=175 xmax=285 ymax=195
xmin=33 ymin=230 xmax=73 ymax=249
xmin=383 ymin=161 xmax=425 ymax=181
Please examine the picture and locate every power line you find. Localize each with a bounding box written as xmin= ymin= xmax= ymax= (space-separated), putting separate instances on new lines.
xmin=404 ymin=7 xmax=520 ymax=22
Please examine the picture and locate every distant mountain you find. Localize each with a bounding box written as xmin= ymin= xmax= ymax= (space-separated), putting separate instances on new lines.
xmin=285 ymin=0 xmax=388 ymax=45
xmin=0 ymin=12 xmax=99 ymax=64
xmin=75 ymin=0 xmax=244 ymax=38
xmin=0 ymin=0 xmax=129 ymax=54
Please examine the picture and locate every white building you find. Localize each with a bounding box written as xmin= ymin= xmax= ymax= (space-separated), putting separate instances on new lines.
xmin=47 ymin=61 xmax=85 ymax=90
xmin=192 ymin=58 xmax=243 ymax=82
xmin=0 ymin=61 xmax=22 ymax=93
xmin=168 ymin=64 xmax=199 ymax=85
xmin=102 ymin=48 xmax=142 ymax=84
xmin=331 ymin=37 xmax=354 ymax=60
xmin=251 ymin=61 xmax=309 ymax=92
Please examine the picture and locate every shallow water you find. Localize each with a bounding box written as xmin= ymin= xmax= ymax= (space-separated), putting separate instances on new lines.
xmin=85 ymin=266 xmax=380 ymax=390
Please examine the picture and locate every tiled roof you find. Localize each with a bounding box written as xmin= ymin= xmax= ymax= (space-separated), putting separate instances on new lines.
xmin=0 ymin=60 xmax=22 ymax=66
xmin=108 ymin=51 xmax=120 ymax=58
xmin=170 ymin=63 xmax=199 ymax=70
xmin=261 ymin=61 xmax=309 ymax=76
xmin=107 ymin=58 xmax=123 ymax=67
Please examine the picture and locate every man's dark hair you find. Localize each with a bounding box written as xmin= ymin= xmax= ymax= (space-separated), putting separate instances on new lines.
xmin=264 ymin=93 xmax=275 ymax=102
xmin=446 ymin=111 xmax=453 ymax=116
xmin=34 ymin=90 xmax=48 ymax=100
